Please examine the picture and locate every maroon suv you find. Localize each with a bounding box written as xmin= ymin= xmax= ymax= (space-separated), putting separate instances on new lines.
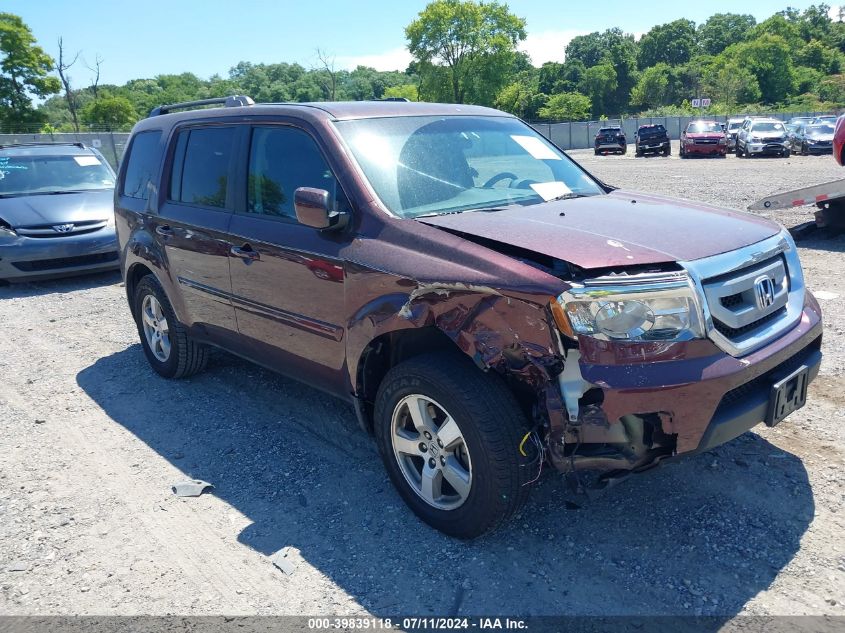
xmin=115 ymin=98 xmax=822 ymax=538
xmin=680 ymin=120 xmax=727 ymax=157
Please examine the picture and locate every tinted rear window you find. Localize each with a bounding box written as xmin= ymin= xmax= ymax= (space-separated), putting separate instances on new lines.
xmin=122 ymin=131 xmax=161 ymax=199
xmin=169 ymin=127 xmax=235 ymax=208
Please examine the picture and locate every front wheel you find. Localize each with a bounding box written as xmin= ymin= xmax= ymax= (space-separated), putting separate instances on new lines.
xmin=374 ymin=352 xmax=532 ymax=538
xmin=134 ymin=275 xmax=208 ymax=379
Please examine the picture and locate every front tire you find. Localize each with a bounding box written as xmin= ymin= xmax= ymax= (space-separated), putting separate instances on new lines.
xmin=134 ymin=275 xmax=208 ymax=379
xmin=374 ymin=352 xmax=532 ymax=538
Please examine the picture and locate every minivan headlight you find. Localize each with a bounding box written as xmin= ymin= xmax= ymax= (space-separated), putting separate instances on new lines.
xmin=551 ymin=273 xmax=705 ymax=342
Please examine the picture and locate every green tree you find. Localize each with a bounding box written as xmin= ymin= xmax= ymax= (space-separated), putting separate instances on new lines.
xmin=637 ymin=19 xmax=697 ymax=69
xmin=494 ymin=72 xmax=545 ymax=119
xmin=629 ymin=63 xmax=671 ymax=109
xmin=725 ymin=34 xmax=796 ymax=103
xmin=537 ymin=92 xmax=591 ymax=121
xmin=383 ymin=84 xmax=419 ymax=101
xmin=697 ymin=13 xmax=756 ymax=56
xmin=578 ymin=63 xmax=617 ymax=117
xmin=702 ymin=60 xmax=761 ymax=107
xmin=564 ymin=28 xmax=638 ymax=114
xmin=81 ymin=95 xmax=136 ymax=131
xmin=0 ymin=13 xmax=60 ymax=130
xmin=406 ymin=0 xmax=526 ymax=104
xmin=750 ymin=15 xmax=803 ymax=49
xmin=797 ymin=39 xmax=841 ymax=74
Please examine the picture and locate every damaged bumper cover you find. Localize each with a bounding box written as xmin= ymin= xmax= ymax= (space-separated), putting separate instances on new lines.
xmin=546 ymin=295 xmax=823 ymax=473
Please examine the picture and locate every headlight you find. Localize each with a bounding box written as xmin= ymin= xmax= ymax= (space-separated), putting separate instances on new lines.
xmin=718 ymin=137 xmax=726 ymax=144
xmin=551 ymin=272 xmax=705 ymax=342
xmin=0 ymin=218 xmax=15 ymax=237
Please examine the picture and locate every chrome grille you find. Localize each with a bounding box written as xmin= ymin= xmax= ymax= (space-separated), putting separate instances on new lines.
xmin=15 ymin=219 xmax=108 ymax=238
xmin=682 ymin=232 xmax=805 ymax=357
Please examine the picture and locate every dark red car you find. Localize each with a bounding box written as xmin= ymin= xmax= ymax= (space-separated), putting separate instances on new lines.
xmin=115 ymin=98 xmax=822 ymax=538
xmin=680 ymin=120 xmax=727 ymax=157
xmin=834 ymin=114 xmax=845 ymax=165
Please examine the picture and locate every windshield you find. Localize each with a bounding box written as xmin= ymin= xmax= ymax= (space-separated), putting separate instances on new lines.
xmin=335 ymin=116 xmax=604 ymax=218
xmin=806 ymin=124 xmax=834 ymax=136
xmin=687 ymin=121 xmax=722 ymax=133
xmin=751 ymin=122 xmax=785 ymax=133
xmin=727 ymin=121 xmax=743 ymax=131
xmin=639 ymin=125 xmax=665 ymax=135
xmin=0 ymin=153 xmax=115 ymax=196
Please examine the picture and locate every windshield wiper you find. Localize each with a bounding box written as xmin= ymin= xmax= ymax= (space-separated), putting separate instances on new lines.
xmin=548 ymin=192 xmax=587 ymax=202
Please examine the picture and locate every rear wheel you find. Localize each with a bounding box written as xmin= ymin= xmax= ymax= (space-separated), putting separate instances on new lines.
xmin=374 ymin=352 xmax=532 ymax=538
xmin=134 ymin=275 xmax=208 ymax=379
xmin=736 ymin=144 xmax=743 ymax=158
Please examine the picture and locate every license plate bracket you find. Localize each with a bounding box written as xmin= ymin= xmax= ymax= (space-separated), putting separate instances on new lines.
xmin=765 ymin=365 xmax=809 ymax=427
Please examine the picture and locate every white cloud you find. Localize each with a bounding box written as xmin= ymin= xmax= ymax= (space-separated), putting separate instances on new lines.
xmin=336 ymin=47 xmax=413 ymax=72
xmin=519 ymin=29 xmax=588 ymax=65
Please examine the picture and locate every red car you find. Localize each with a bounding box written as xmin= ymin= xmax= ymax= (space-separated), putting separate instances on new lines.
xmin=833 ymin=114 xmax=845 ymax=165
xmin=680 ymin=120 xmax=727 ymax=158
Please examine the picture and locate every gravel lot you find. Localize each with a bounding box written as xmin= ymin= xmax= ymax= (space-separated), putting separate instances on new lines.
xmin=1 ymin=148 xmax=843 ymax=618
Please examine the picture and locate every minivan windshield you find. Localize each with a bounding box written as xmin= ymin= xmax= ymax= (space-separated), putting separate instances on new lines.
xmin=0 ymin=152 xmax=115 ymax=197
xmin=335 ymin=116 xmax=604 ymax=218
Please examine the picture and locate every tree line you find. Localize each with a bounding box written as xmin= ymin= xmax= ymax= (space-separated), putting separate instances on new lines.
xmin=1 ymin=2 xmax=844 ymax=133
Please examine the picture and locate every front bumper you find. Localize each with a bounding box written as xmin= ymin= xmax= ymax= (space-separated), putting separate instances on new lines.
xmin=684 ymin=143 xmax=726 ymax=156
xmin=804 ymin=143 xmax=833 ymax=154
xmin=746 ymin=141 xmax=788 ymax=155
xmin=548 ymin=294 xmax=823 ymax=472
xmin=637 ymin=140 xmax=669 ymax=153
xmin=0 ymin=228 xmax=118 ymax=281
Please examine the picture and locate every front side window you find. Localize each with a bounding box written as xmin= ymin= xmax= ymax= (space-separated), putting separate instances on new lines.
xmin=169 ymin=127 xmax=235 ymax=208
xmin=336 ymin=115 xmax=603 ymax=218
xmin=122 ymin=131 xmax=161 ymax=199
xmin=247 ymin=126 xmax=347 ymax=219
xmin=0 ymin=152 xmax=115 ymax=197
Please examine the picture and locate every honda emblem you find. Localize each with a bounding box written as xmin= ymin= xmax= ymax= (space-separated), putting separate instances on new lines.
xmin=753 ymin=275 xmax=776 ymax=310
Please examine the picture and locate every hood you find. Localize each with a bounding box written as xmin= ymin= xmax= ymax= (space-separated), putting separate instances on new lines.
xmin=417 ymin=190 xmax=781 ymax=270
xmin=0 ymin=189 xmax=113 ymax=228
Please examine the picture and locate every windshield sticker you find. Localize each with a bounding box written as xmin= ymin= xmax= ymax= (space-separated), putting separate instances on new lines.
xmin=529 ymin=181 xmax=571 ymax=201
xmin=0 ymin=158 xmax=28 ymax=170
xmin=73 ymin=155 xmax=102 ymax=166
xmin=511 ymin=135 xmax=561 ymax=160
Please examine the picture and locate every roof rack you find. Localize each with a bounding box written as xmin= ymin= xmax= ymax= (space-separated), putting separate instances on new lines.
xmin=149 ymin=95 xmax=255 ymax=117
xmin=0 ymin=142 xmax=86 ymax=150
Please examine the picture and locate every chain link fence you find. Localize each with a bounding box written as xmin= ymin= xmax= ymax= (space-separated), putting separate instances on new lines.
xmin=0 ymin=132 xmax=129 ymax=169
xmin=0 ymin=110 xmax=833 ymax=172
xmin=530 ymin=111 xmax=831 ymax=151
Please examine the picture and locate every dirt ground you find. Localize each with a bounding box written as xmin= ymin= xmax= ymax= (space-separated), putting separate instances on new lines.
xmin=0 ymin=147 xmax=843 ymax=618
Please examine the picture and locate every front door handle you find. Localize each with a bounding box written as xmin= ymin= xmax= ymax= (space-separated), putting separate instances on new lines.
xmin=230 ymin=244 xmax=260 ymax=262
xmin=155 ymin=225 xmax=173 ymax=237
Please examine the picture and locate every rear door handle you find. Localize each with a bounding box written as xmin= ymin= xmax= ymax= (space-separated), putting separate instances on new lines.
xmin=155 ymin=225 xmax=173 ymax=237
xmin=230 ymin=244 xmax=260 ymax=262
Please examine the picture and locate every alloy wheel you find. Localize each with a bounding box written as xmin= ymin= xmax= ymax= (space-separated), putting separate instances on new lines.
xmin=141 ymin=294 xmax=171 ymax=362
xmin=390 ymin=394 xmax=472 ymax=510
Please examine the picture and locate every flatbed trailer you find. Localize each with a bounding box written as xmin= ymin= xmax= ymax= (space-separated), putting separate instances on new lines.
xmin=749 ymin=178 xmax=845 ymax=231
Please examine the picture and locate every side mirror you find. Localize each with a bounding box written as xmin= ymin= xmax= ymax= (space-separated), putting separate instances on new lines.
xmin=294 ymin=187 xmax=349 ymax=231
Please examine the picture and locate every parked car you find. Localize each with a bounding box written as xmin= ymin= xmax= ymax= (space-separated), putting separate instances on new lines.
xmin=812 ymin=115 xmax=838 ymax=125
xmin=0 ymin=142 xmax=118 ymax=281
xmin=594 ymin=126 xmax=626 ymax=154
xmin=725 ymin=118 xmax=745 ymax=153
xmin=679 ymin=120 xmax=727 ymax=158
xmin=834 ymin=115 xmax=845 ymax=165
xmin=116 ymin=97 xmax=823 ymax=538
xmin=788 ymin=123 xmax=835 ymax=155
xmin=787 ymin=116 xmax=816 ymax=127
xmin=736 ymin=118 xmax=790 ymax=158
xmin=634 ymin=124 xmax=670 ymax=156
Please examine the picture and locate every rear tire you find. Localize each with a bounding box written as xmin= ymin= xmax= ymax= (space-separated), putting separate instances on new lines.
xmin=133 ymin=275 xmax=208 ymax=379
xmin=373 ymin=352 xmax=532 ymax=538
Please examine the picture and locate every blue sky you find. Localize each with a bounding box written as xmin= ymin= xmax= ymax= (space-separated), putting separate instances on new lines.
xmin=10 ymin=0 xmax=836 ymax=86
